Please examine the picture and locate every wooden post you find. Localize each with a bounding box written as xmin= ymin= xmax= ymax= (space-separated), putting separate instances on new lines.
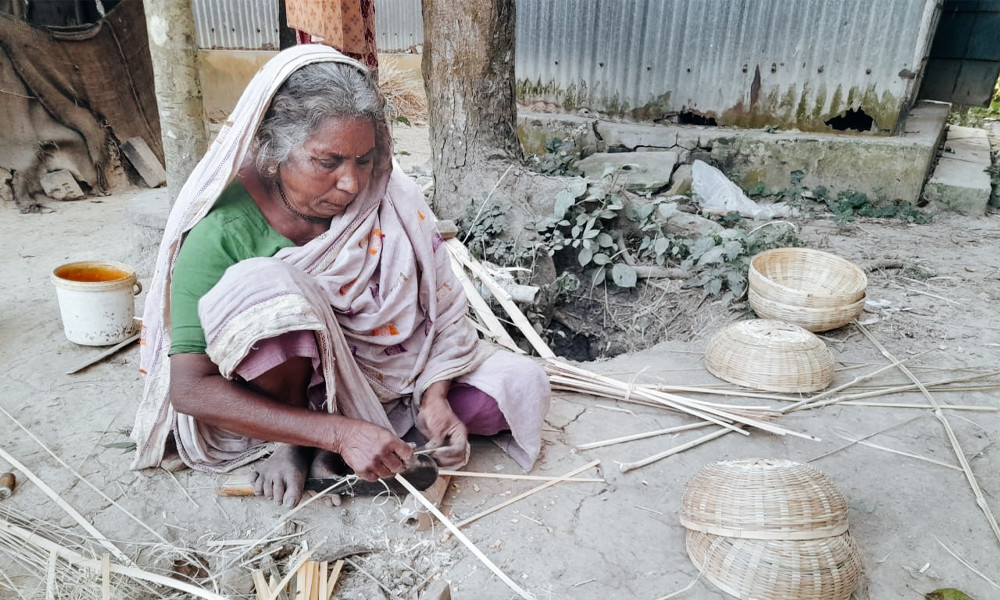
xmin=143 ymin=0 xmax=207 ymax=203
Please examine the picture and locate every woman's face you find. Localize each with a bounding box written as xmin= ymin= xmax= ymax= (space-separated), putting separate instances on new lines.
xmin=278 ymin=116 xmax=377 ymax=219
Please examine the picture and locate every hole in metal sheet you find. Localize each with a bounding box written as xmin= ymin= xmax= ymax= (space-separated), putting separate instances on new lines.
xmin=824 ymin=108 xmax=876 ymax=132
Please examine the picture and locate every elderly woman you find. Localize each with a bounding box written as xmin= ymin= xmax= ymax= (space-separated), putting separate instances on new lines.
xmin=130 ymin=45 xmax=550 ymax=507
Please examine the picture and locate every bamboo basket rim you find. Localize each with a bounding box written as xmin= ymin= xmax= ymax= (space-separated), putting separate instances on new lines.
xmin=748 ymin=288 xmax=866 ymax=333
xmin=704 ymin=320 xmax=835 ymax=393
xmin=686 ymin=530 xmax=862 ymax=600
xmin=750 ymin=248 xmax=867 ymax=307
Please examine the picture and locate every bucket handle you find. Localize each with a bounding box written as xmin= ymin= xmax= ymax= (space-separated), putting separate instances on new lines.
xmin=133 ymin=281 xmax=143 ymax=296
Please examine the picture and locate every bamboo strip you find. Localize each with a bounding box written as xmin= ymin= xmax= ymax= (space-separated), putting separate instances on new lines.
xmin=838 ymin=401 xmax=996 ymax=411
xmin=0 ymin=447 xmax=129 ymax=565
xmin=293 ymin=561 xmax=305 ymax=600
xmin=0 ymin=404 xmax=171 ymax=546
xmin=833 ymin=371 xmax=1000 ymax=402
xmin=265 ymin=548 xmax=318 ymax=600
xmin=447 ymin=249 xmax=522 ymax=353
xmin=101 ymin=553 xmax=110 ymax=600
xmin=438 ymin=470 xmax=604 ymax=483
xmin=620 ymin=428 xmax=734 ymax=473
xmin=782 ymin=354 xmax=918 ymax=413
xmin=396 ymin=474 xmax=534 ymax=599
xmin=45 ymin=549 xmax=57 ymax=600
xmin=549 ymin=362 xmax=814 ymax=439
xmin=856 ymin=321 xmax=1000 ymax=548
xmin=310 ymin=562 xmax=320 ymax=600
xmin=456 ymin=460 xmax=601 ymax=529
xmin=0 ymin=518 xmax=227 ymax=600
xmin=318 ymin=561 xmax=328 ymax=600
xmin=446 ymin=238 xmax=555 ymax=358
xmin=327 ymin=559 xmax=344 ymax=600
xmin=830 ymin=431 xmax=962 ymax=471
xmin=576 ymin=422 xmax=713 ymax=451
xmin=933 ymin=535 xmax=1000 ymax=590
xmin=252 ymin=571 xmax=270 ymax=600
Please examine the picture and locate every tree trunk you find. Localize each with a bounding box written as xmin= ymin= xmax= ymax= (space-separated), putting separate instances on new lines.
xmin=421 ymin=0 xmax=523 ymax=222
xmin=144 ymin=0 xmax=206 ymax=204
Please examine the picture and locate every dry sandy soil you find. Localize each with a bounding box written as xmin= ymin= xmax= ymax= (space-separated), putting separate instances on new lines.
xmin=1 ymin=123 xmax=999 ymax=600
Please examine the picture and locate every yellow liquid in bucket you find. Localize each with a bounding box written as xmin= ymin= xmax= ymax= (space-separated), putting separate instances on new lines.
xmin=56 ymin=265 xmax=130 ymax=283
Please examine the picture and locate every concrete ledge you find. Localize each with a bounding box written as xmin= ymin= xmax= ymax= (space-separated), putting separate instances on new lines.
xmin=923 ymin=124 xmax=993 ymax=216
xmin=517 ymin=100 xmax=951 ymax=205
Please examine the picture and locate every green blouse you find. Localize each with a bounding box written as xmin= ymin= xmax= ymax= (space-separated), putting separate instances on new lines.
xmin=169 ymin=180 xmax=294 ymax=354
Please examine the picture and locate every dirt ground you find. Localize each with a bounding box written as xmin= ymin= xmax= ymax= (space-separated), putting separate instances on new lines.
xmin=2 ymin=123 xmax=999 ymax=600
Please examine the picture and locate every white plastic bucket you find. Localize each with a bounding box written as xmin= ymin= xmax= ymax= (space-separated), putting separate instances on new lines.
xmin=51 ymin=261 xmax=142 ymax=346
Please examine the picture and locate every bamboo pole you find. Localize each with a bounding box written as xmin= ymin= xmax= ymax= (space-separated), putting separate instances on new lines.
xmin=395 ymin=474 xmax=535 ymax=600
xmin=438 ymin=470 xmax=604 ymax=483
xmin=855 ymin=321 xmax=1000 ymax=548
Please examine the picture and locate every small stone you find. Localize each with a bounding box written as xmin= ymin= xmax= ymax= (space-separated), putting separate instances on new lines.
xmin=40 ymin=170 xmax=84 ymax=200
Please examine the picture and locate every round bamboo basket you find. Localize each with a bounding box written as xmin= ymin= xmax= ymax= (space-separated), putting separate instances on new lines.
xmin=748 ymin=287 xmax=866 ymax=332
xmin=749 ymin=248 xmax=867 ymax=308
xmin=704 ymin=320 xmax=834 ymax=393
xmin=679 ymin=458 xmax=849 ymax=540
xmin=686 ymin=530 xmax=863 ymax=600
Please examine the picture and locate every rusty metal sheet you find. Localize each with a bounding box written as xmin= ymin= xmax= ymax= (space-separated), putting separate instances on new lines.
xmin=516 ymin=0 xmax=940 ymax=132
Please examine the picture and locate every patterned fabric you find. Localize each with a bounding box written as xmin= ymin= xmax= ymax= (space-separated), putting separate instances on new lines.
xmin=286 ymin=0 xmax=378 ymax=73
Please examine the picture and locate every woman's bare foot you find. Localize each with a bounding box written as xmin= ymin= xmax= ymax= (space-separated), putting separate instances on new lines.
xmin=307 ymin=451 xmax=351 ymax=507
xmin=251 ymin=443 xmax=314 ymax=507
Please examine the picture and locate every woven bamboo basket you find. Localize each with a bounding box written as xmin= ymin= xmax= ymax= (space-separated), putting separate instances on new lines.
xmin=749 ymin=248 xmax=867 ymax=308
xmin=748 ymin=287 xmax=865 ymax=332
xmin=686 ymin=530 xmax=863 ymax=600
xmin=679 ymin=458 xmax=849 ymax=539
xmin=704 ymin=320 xmax=834 ymax=393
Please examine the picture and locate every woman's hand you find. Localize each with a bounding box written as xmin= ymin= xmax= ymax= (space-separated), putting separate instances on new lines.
xmin=416 ymin=380 xmax=470 ymax=468
xmin=337 ymin=420 xmax=414 ymax=481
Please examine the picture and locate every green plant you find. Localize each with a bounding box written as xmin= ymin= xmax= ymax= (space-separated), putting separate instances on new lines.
xmin=529 ymin=137 xmax=582 ymax=176
xmin=815 ymin=188 xmax=931 ymax=224
xmin=679 ymin=225 xmax=801 ymax=298
xmin=458 ymin=204 xmax=526 ymax=264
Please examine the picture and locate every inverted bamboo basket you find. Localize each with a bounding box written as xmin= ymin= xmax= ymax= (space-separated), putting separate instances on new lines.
xmin=679 ymin=458 xmax=849 ymax=539
xmin=748 ymin=287 xmax=866 ymax=333
xmin=680 ymin=459 xmax=862 ymax=600
xmin=686 ymin=530 xmax=863 ymax=600
xmin=749 ymin=248 xmax=867 ymax=308
xmin=704 ymin=320 xmax=834 ymax=393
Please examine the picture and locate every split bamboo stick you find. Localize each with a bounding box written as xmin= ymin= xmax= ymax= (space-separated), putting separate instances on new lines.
xmin=327 ymin=559 xmax=344 ymax=600
xmin=456 ymin=460 xmax=601 ymax=529
xmin=855 ymin=321 xmax=1000 ymax=548
xmin=838 ymin=401 xmax=996 ymax=411
xmin=782 ymin=354 xmax=919 ymax=413
xmin=395 ymin=474 xmax=535 ymax=600
xmin=438 ymin=470 xmax=604 ymax=483
xmin=265 ymin=548 xmax=318 ymax=600
xmin=619 ymin=427 xmax=735 ymax=473
xmin=446 ymin=238 xmax=555 ymax=359
xmin=101 ymin=553 xmax=110 ymax=600
xmin=447 ymin=250 xmax=522 ymax=353
xmin=252 ymin=570 xmax=270 ymax=600
xmin=576 ymin=422 xmax=713 ymax=451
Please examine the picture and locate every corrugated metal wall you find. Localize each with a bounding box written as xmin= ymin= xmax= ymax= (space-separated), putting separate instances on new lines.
xmin=192 ymin=0 xmax=279 ymax=50
xmin=191 ymin=0 xmax=421 ymax=52
xmin=374 ymin=0 xmax=424 ymax=52
xmin=516 ymin=0 xmax=939 ymax=132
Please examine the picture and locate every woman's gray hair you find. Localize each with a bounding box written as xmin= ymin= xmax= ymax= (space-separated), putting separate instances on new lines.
xmin=255 ymin=61 xmax=387 ymax=178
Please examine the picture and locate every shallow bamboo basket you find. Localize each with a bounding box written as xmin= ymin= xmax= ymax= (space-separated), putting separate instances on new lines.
xmin=679 ymin=458 xmax=849 ymax=540
xmin=749 ymin=248 xmax=867 ymax=308
xmin=704 ymin=320 xmax=834 ymax=393
xmin=748 ymin=287 xmax=866 ymax=332
xmin=686 ymin=530 xmax=863 ymax=600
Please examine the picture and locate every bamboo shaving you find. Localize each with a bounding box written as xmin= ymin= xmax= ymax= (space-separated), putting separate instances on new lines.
xmin=933 ymin=535 xmax=1000 ymax=590
xmin=619 ymin=427 xmax=735 ymax=473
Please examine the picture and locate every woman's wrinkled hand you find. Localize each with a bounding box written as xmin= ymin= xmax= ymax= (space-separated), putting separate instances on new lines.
xmin=416 ymin=393 xmax=470 ymax=469
xmin=338 ymin=421 xmax=413 ymax=481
